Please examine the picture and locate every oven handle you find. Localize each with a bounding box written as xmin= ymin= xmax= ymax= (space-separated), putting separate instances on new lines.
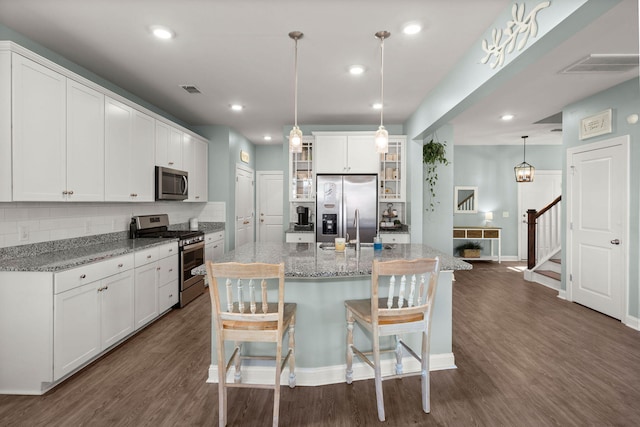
xmin=182 ymin=175 xmax=189 ymax=195
xmin=182 ymin=241 xmax=205 ymax=254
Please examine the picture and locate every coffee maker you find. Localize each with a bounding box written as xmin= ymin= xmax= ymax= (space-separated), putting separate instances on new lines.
xmin=295 ymin=206 xmax=312 ymax=230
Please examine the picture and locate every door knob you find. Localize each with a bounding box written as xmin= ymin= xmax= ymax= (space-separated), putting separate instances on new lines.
xmin=611 ymin=239 xmax=620 ymax=245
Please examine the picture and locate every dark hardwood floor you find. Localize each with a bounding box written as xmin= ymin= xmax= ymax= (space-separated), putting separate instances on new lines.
xmin=2 ymin=261 xmax=640 ymax=426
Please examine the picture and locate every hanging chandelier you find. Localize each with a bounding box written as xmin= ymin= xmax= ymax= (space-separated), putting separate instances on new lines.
xmin=514 ymin=135 xmax=535 ymax=182
xmin=374 ymin=30 xmax=390 ymax=154
xmin=288 ymin=31 xmax=303 ymax=153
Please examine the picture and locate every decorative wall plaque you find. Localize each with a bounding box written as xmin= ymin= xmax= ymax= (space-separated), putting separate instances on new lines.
xmin=579 ymin=109 xmax=613 ymax=140
xmin=240 ymin=150 xmax=250 ymax=163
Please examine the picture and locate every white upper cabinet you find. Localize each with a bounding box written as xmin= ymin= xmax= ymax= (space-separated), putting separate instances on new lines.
xmin=12 ymin=53 xmax=66 ymax=201
xmin=130 ymin=110 xmax=155 ymax=201
xmin=105 ymin=98 xmax=155 ymax=202
xmin=0 ymin=51 xmax=11 ymax=201
xmin=66 ymin=79 xmax=105 ymax=201
xmin=314 ymin=133 xmax=379 ymax=174
xmin=155 ymin=121 xmax=183 ymax=170
xmin=183 ymin=135 xmax=208 ymax=202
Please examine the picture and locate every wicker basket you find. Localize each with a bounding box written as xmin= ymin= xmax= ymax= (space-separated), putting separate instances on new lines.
xmin=462 ymin=249 xmax=481 ymax=258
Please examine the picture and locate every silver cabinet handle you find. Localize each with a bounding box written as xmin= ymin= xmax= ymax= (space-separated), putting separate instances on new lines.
xmin=168 ymin=161 xmax=174 ymax=165
xmin=147 ymin=255 xmax=152 ymax=259
xmin=611 ymin=239 xmax=620 ymax=245
xmin=68 ymin=190 xmax=74 ymax=195
xmin=80 ymin=274 xmax=87 ymax=279
xmin=118 ymin=263 xmax=124 ymax=268
xmin=62 ymin=190 xmax=68 ymax=195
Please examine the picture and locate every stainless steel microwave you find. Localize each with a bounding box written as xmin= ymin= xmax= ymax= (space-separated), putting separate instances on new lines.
xmin=155 ymin=166 xmax=188 ymax=201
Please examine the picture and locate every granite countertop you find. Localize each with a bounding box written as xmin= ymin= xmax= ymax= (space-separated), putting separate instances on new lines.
xmin=192 ymin=242 xmax=471 ymax=278
xmin=0 ymin=222 xmax=226 ymax=273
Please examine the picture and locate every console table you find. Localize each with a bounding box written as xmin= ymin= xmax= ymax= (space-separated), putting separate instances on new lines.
xmin=453 ymin=226 xmax=501 ymax=263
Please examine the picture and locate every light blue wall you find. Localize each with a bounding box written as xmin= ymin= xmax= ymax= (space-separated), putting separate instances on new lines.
xmin=562 ymin=78 xmax=640 ymax=317
xmin=255 ymin=145 xmax=283 ymax=171
xmin=453 ymin=145 xmax=563 ymax=257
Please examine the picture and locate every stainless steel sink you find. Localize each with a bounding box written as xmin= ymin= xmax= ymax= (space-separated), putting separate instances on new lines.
xmin=318 ymin=242 xmax=375 ymax=250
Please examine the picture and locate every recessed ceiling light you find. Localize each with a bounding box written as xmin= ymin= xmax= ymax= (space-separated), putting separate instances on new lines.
xmin=349 ymin=65 xmax=365 ymax=75
xmin=501 ymin=114 xmax=515 ymax=121
xmin=230 ymin=104 xmax=243 ymax=111
xmin=264 ymin=135 xmax=272 ymax=141
xmin=372 ymin=103 xmax=383 ymax=110
xmin=402 ymin=23 xmax=422 ymax=35
xmin=150 ymin=25 xmax=175 ymax=40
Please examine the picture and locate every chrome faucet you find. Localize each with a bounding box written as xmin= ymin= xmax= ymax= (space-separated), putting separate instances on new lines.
xmin=354 ymin=208 xmax=360 ymax=251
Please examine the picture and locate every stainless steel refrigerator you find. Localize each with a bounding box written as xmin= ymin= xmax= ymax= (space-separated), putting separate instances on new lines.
xmin=316 ymin=174 xmax=378 ymax=243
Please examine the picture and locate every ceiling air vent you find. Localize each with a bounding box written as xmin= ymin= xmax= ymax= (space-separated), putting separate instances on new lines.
xmin=561 ymin=54 xmax=639 ymax=74
xmin=180 ymin=84 xmax=202 ymax=94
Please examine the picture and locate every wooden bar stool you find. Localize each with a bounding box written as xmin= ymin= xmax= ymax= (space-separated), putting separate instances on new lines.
xmin=206 ymin=261 xmax=296 ymax=427
xmin=345 ymin=257 xmax=440 ymax=422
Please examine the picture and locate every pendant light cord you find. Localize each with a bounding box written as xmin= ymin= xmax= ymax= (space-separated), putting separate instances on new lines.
xmin=294 ymin=37 xmax=298 ymax=128
xmin=379 ymin=36 xmax=384 ymax=127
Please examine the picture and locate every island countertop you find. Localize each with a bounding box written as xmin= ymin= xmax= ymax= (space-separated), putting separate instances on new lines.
xmin=193 ymin=242 xmax=470 ymax=278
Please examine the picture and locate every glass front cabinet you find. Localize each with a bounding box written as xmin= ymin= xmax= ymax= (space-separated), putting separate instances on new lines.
xmin=379 ymin=136 xmax=406 ymax=201
xmin=290 ymin=136 xmax=315 ymax=201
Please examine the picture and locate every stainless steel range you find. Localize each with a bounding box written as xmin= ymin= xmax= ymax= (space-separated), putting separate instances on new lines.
xmin=134 ymin=214 xmax=205 ymax=308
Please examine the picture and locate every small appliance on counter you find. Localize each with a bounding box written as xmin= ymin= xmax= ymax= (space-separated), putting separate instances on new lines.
xmin=189 ymin=217 xmax=199 ymax=231
xmin=294 ymin=206 xmax=313 ymax=231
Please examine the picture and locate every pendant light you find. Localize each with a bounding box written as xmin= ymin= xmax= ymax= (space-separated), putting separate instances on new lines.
xmin=374 ymin=30 xmax=390 ymax=154
xmin=288 ymin=31 xmax=303 ymax=153
xmin=514 ymin=135 xmax=535 ymax=182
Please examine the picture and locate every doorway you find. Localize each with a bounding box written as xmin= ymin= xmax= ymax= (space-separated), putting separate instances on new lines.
xmin=256 ymin=171 xmax=284 ymax=243
xmin=566 ymin=136 xmax=629 ymax=321
xmin=235 ymin=164 xmax=255 ymax=249
xmin=517 ymin=170 xmax=562 ymax=260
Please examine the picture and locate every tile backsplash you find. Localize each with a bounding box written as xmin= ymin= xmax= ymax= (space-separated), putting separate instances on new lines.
xmin=0 ymin=201 xmax=225 ymax=248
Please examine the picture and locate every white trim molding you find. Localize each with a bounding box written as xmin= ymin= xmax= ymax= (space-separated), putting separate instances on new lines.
xmin=206 ymin=353 xmax=456 ymax=386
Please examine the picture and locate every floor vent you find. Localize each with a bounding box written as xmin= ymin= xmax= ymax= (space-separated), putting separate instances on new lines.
xmin=180 ymin=85 xmax=202 ymax=94
xmin=561 ymin=54 xmax=639 ymax=74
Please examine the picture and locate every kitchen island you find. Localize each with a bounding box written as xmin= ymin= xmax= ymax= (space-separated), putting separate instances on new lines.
xmin=193 ymin=242 xmax=470 ymax=386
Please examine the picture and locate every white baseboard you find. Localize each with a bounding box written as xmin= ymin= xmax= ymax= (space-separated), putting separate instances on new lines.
xmin=206 ymin=353 xmax=456 ymax=386
xmin=557 ymin=289 xmax=567 ymax=300
xmin=625 ymin=314 xmax=640 ymax=331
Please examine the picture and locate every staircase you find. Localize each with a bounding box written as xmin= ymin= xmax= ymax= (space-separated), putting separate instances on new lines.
xmin=523 ymin=196 xmax=562 ymax=289
xmin=525 ymin=250 xmax=561 ymax=289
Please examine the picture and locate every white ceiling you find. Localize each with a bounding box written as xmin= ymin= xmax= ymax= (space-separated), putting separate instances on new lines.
xmin=0 ymin=0 xmax=637 ymax=146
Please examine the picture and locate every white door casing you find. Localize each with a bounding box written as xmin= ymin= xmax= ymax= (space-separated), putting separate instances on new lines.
xmin=566 ymin=136 xmax=628 ymax=321
xmin=517 ymin=170 xmax=562 ymax=260
xmin=257 ymin=171 xmax=284 ymax=243
xmin=235 ymin=164 xmax=255 ymax=248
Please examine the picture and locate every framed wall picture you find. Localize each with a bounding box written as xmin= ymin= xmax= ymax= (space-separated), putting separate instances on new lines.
xmin=579 ymin=109 xmax=612 ymax=140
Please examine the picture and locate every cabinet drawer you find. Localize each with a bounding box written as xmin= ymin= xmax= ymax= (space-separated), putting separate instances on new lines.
xmin=205 ymin=231 xmax=224 ymax=243
xmin=158 ymin=254 xmax=179 ymax=286
xmin=285 ymin=233 xmax=315 ymax=243
xmin=158 ymin=242 xmax=179 ymax=259
xmin=158 ymin=280 xmax=179 ymax=312
xmin=453 ymin=229 xmax=466 ymax=238
xmin=483 ymin=230 xmax=499 ymax=238
xmin=55 ymin=253 xmax=133 ymax=294
xmin=466 ymin=230 xmax=483 ymax=238
xmin=134 ymin=246 xmax=159 ymax=266
xmin=380 ymin=234 xmax=410 ymax=244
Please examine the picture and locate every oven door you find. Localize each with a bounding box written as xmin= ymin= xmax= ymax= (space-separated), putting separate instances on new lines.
xmin=181 ymin=241 xmax=205 ymax=290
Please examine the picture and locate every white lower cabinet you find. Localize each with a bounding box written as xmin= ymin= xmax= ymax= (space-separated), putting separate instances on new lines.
xmin=380 ymin=233 xmax=410 ymax=244
xmin=134 ymin=242 xmax=179 ymax=329
xmin=53 ymin=258 xmax=134 ymax=380
xmin=204 ymin=231 xmax=225 ymax=264
xmin=285 ymin=232 xmax=315 ymax=243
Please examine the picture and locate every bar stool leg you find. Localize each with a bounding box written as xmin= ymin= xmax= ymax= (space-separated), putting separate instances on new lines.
xmin=346 ymin=309 xmax=354 ymax=384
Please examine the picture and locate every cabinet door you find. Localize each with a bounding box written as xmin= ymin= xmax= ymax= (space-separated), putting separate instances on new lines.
xmin=182 ymin=134 xmax=195 ymax=201
xmin=54 ymin=282 xmax=101 ymax=380
xmin=134 ymin=262 xmax=159 ymax=330
xmin=130 ymin=110 xmax=155 ymax=201
xmin=0 ymin=51 xmax=11 ymax=201
xmin=155 ymin=121 xmax=183 ymax=169
xmin=104 ymin=97 xmax=133 ymax=201
xmin=314 ymin=135 xmax=347 ymax=173
xmin=346 ymin=135 xmax=379 ymax=174
xmin=12 ymin=53 xmax=66 ymax=201
xmin=189 ymin=139 xmax=208 ymax=202
xmin=101 ymin=270 xmax=134 ymax=349
xmin=66 ymin=80 xmax=105 ymax=201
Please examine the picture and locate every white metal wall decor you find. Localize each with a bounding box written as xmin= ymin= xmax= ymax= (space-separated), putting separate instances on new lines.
xmin=481 ymin=1 xmax=551 ymax=69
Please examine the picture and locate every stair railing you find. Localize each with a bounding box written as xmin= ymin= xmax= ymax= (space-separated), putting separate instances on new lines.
xmin=457 ymin=193 xmax=475 ymax=211
xmin=526 ymin=196 xmax=561 ymax=269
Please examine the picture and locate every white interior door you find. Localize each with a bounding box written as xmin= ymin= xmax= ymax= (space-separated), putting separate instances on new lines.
xmin=257 ymin=171 xmax=284 ymax=243
xmin=517 ymin=170 xmax=562 ymax=259
xmin=568 ymin=137 xmax=628 ymax=320
xmin=235 ymin=164 xmax=255 ymax=248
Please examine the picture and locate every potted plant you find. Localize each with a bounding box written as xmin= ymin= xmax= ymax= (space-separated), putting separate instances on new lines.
xmin=455 ymin=241 xmax=483 ymax=258
xmin=423 ymin=139 xmax=449 ymax=211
